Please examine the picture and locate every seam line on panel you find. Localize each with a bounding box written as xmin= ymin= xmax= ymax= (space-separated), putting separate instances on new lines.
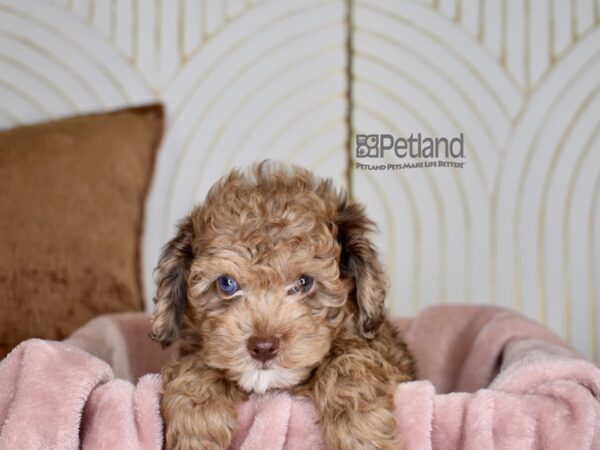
xmin=344 ymin=0 xmax=354 ymax=199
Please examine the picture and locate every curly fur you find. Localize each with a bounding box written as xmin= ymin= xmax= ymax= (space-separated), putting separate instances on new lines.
xmin=151 ymin=161 xmax=416 ymax=450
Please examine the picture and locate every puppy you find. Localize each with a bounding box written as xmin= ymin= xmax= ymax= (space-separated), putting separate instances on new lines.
xmin=151 ymin=161 xmax=416 ymax=450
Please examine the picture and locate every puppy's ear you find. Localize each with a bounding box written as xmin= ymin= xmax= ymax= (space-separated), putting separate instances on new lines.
xmin=150 ymin=215 xmax=194 ymax=347
xmin=336 ymin=198 xmax=386 ymax=339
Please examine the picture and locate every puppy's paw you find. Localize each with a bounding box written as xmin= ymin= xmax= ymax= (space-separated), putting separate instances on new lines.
xmin=311 ymin=342 xmax=408 ymax=450
xmin=163 ymin=399 xmax=235 ymax=450
xmin=161 ymin=359 xmax=239 ymax=450
xmin=322 ymin=406 xmax=401 ymax=450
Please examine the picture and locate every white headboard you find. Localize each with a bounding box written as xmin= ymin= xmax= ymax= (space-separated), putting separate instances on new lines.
xmin=1 ymin=0 xmax=598 ymax=362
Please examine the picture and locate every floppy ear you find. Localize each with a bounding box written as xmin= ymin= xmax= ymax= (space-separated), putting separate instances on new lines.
xmin=150 ymin=215 xmax=194 ymax=347
xmin=336 ymin=198 xmax=386 ymax=339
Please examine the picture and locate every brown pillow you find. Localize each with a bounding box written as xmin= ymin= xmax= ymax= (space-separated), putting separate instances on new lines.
xmin=0 ymin=104 xmax=164 ymax=358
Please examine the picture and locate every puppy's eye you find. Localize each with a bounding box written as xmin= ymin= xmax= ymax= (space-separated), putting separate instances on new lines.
xmin=216 ymin=275 xmax=239 ymax=296
xmin=287 ymin=274 xmax=314 ymax=296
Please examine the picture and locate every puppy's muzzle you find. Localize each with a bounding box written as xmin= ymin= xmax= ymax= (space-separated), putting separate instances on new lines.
xmin=247 ymin=336 xmax=279 ymax=362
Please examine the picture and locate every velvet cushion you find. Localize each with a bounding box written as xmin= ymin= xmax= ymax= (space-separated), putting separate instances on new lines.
xmin=0 ymin=104 xmax=164 ymax=358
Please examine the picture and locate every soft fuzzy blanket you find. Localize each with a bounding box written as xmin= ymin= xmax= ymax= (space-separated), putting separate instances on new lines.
xmin=0 ymin=305 xmax=599 ymax=449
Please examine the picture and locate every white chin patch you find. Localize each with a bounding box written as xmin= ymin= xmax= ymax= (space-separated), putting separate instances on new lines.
xmin=237 ymin=368 xmax=300 ymax=394
xmin=238 ymin=369 xmax=278 ymax=394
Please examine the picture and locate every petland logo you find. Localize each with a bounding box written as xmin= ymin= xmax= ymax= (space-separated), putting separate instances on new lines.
xmin=355 ymin=133 xmax=465 ymax=170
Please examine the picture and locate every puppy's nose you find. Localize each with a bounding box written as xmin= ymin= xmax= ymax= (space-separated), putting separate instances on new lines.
xmin=247 ymin=336 xmax=279 ymax=362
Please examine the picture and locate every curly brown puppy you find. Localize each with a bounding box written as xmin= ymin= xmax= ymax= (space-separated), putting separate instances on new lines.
xmin=151 ymin=161 xmax=416 ymax=450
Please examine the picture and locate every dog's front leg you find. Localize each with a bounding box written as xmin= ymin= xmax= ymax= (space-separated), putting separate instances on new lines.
xmin=311 ymin=347 xmax=401 ymax=450
xmin=160 ymin=356 xmax=241 ymax=450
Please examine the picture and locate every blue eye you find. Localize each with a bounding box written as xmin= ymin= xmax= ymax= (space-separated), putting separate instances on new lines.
xmin=216 ymin=275 xmax=239 ymax=296
xmin=287 ymin=274 xmax=314 ymax=295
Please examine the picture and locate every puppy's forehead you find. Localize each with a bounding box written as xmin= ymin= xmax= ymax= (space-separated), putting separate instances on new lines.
xmin=196 ymin=165 xmax=341 ymax=257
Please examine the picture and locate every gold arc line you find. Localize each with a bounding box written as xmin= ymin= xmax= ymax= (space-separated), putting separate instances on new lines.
xmin=194 ymin=95 xmax=345 ymax=204
xmin=0 ymin=50 xmax=78 ymax=111
xmin=549 ymin=0 xmax=555 ymax=63
xmin=354 ymin=44 xmax=489 ymax=222
xmin=344 ymin=0 xmax=354 ymax=198
xmin=155 ymin=0 xmax=161 ymax=95
xmin=219 ymin=93 xmax=344 ymax=190
xmin=357 ymin=22 xmax=509 ymax=152
xmin=88 ymin=0 xmax=94 ymax=24
xmin=0 ymin=4 xmax=138 ymax=102
xmin=210 ymin=68 xmax=344 ymax=196
xmin=357 ymin=84 xmax=472 ymax=303
xmin=167 ymin=0 xmax=312 ymax=88
xmin=355 ymin=91 xmax=448 ymax=305
xmin=177 ymin=0 xmax=183 ymax=64
xmin=490 ymin=171 xmax=501 ymax=305
xmin=168 ymin=1 xmax=339 ymax=119
xmin=355 ymin=105 xmax=423 ymax=312
xmin=540 ymin=86 xmax=600 ymax=340
xmin=201 ymin=0 xmax=207 ymax=44
xmin=500 ymin=0 xmax=507 ymax=66
xmin=0 ymin=30 xmax=106 ymax=107
xmin=357 ymin=44 xmax=485 ymax=304
xmin=109 ymin=0 xmax=116 ymax=42
xmin=185 ymin=92 xmax=345 ymax=227
xmin=282 ymin=117 xmax=345 ymax=163
xmin=366 ymin=169 xmax=406 ymax=312
xmin=165 ymin=18 xmax=343 ymax=225
xmin=311 ymin=145 xmax=348 ymax=188
xmin=590 ymin=173 xmax=600 ymax=363
xmin=556 ymin=92 xmax=600 ymax=346
xmin=0 ymin=107 xmax=21 ymax=124
xmin=491 ymin=29 xmax=600 ymax=221
xmin=43 ymin=0 xmax=148 ymax=93
xmin=362 ymin=169 xmax=403 ymax=310
xmin=191 ymin=44 xmax=343 ymax=195
xmin=454 ymin=0 xmax=461 ymax=23
xmin=0 ymin=78 xmax=53 ymax=118
xmin=132 ymin=0 xmax=138 ymax=66
xmin=524 ymin=0 xmax=530 ymax=91
xmin=492 ymin=30 xmax=600 ymax=293
xmin=477 ymin=0 xmax=484 ymax=41
xmin=571 ymin=0 xmax=577 ymax=40
xmin=228 ymin=82 xmax=341 ymax=160
xmin=252 ymin=94 xmax=344 ymax=170
xmin=529 ymin=6 xmax=600 ymax=98
xmin=356 ymin=47 xmax=488 ymax=189
xmin=220 ymin=0 xmax=225 ymax=27
xmin=358 ymin=0 xmax=524 ymax=105
xmin=510 ymin=50 xmax=600 ymax=317
xmin=552 ymin=4 xmax=600 ymax=63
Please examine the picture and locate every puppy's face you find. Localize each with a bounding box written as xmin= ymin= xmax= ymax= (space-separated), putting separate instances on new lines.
xmin=151 ymin=162 xmax=386 ymax=394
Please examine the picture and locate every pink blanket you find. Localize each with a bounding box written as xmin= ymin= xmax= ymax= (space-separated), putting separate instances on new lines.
xmin=1 ymin=305 xmax=599 ymax=449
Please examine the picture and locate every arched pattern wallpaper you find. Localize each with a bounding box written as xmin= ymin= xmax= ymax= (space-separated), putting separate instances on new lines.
xmin=0 ymin=0 xmax=598 ymax=362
